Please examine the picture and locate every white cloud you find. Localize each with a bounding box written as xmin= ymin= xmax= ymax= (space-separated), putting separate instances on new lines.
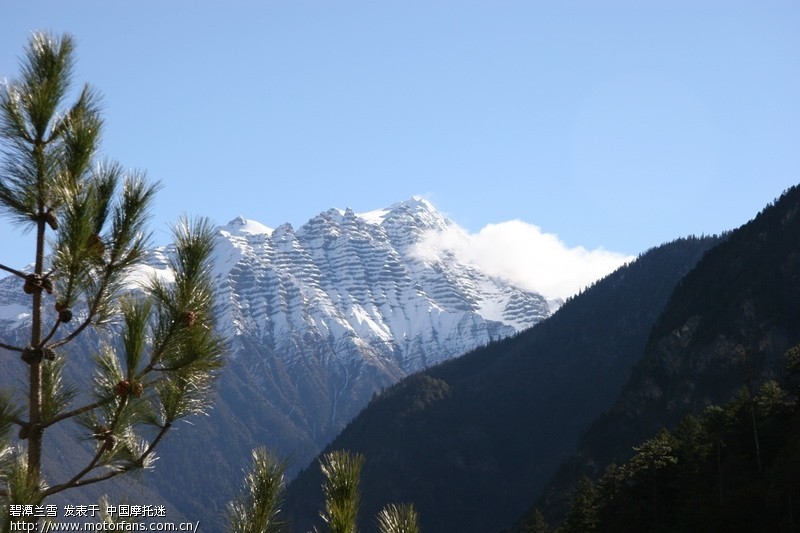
xmin=413 ymin=220 xmax=634 ymax=301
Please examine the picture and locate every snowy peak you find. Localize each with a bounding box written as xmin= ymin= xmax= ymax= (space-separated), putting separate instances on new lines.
xmin=222 ymin=216 xmax=273 ymax=236
xmin=315 ymin=196 xmax=449 ymax=232
xmin=379 ymin=196 xmax=451 ymax=232
xmin=209 ymin=197 xmax=550 ymax=378
xmin=219 ymin=197 xmax=450 ymax=250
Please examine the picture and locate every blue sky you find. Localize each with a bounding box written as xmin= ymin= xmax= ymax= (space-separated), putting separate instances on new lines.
xmin=2 ymin=2 xmax=799 ymax=293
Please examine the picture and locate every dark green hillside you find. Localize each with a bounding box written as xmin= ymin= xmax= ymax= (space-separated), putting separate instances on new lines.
xmin=284 ymin=235 xmax=719 ymax=533
xmin=557 ymin=367 xmax=800 ymax=532
xmin=529 ymin=185 xmax=800 ymax=529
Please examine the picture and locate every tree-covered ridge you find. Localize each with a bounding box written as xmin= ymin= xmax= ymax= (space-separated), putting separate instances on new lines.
xmin=530 ymin=185 xmax=800 ymax=529
xmin=285 ymin=236 xmax=719 ymax=533
xmin=558 ymin=346 xmax=800 ymax=532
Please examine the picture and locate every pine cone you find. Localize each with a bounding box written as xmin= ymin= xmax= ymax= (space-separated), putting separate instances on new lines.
xmin=88 ymin=234 xmax=106 ymax=257
xmin=21 ymin=346 xmax=36 ymax=365
xmin=58 ymin=307 xmax=73 ymax=323
xmin=102 ymin=435 xmax=117 ymax=452
xmin=180 ymin=310 xmax=197 ymax=328
xmin=115 ymin=379 xmax=131 ymax=397
xmin=23 ymin=274 xmax=42 ymax=294
xmin=131 ymin=382 xmax=144 ymax=397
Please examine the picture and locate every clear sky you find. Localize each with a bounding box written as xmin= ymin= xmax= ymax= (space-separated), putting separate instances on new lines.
xmin=2 ymin=2 xmax=799 ymax=295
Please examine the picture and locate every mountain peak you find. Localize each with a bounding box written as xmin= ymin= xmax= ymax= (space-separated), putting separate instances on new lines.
xmin=381 ymin=196 xmax=451 ymax=234
xmin=223 ymin=216 xmax=273 ymax=236
xmin=386 ymin=196 xmax=439 ymax=215
xmin=303 ymin=197 xmax=450 ymax=232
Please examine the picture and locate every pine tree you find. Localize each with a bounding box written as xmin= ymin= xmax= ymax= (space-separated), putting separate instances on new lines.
xmin=562 ymin=476 xmax=599 ymax=532
xmin=226 ymin=448 xmax=286 ymax=533
xmin=0 ymin=32 xmax=224 ymax=530
xmin=524 ymin=507 xmax=549 ymax=533
xmin=318 ymin=450 xmax=365 ymax=533
xmin=376 ymin=503 xmax=419 ymax=533
xmin=786 ymin=345 xmax=800 ymax=398
xmin=702 ymin=405 xmax=728 ymax=508
xmin=629 ymin=428 xmax=678 ymax=529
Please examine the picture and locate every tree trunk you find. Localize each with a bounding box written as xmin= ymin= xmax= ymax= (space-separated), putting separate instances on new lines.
xmin=28 ymin=143 xmax=46 ymax=480
xmin=717 ymin=440 xmax=724 ymax=507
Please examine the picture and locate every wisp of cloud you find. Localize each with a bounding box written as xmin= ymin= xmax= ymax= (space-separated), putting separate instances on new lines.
xmin=413 ymin=220 xmax=634 ymax=301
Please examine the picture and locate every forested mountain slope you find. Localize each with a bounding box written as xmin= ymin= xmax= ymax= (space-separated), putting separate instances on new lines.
xmin=527 ymin=185 xmax=800 ymax=530
xmin=284 ymin=235 xmax=719 ymax=532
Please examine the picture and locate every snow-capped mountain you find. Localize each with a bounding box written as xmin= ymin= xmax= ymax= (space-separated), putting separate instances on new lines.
xmin=0 ymin=197 xmax=551 ymax=528
xmin=209 ymin=197 xmax=549 ymax=376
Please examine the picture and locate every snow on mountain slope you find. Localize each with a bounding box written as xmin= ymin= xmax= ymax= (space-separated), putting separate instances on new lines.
xmin=0 ymin=196 xmax=549 ymax=384
xmin=209 ymin=197 xmax=549 ymax=375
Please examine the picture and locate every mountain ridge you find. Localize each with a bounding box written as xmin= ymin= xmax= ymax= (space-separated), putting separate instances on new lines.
xmin=528 ymin=184 xmax=800 ymax=528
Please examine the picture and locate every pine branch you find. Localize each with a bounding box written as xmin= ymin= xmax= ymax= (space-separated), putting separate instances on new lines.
xmin=50 ymin=267 xmax=113 ymax=349
xmin=42 ymin=397 xmax=111 ymax=429
xmin=138 ymin=320 xmax=180 ymax=377
xmin=58 ymin=439 xmax=107 ymax=490
xmin=52 ymin=218 xmax=155 ymax=351
xmin=227 ymin=448 xmax=287 ymax=533
xmin=0 ymin=340 xmax=23 ymax=353
xmin=42 ymin=422 xmax=170 ymax=497
xmin=42 ymin=462 xmax=120 ymax=496
xmin=43 ymin=397 xmax=128 ymax=495
xmin=135 ymin=421 xmax=171 ymax=466
xmin=320 ymin=450 xmax=365 ymax=533
xmin=39 ymin=318 xmax=62 ymax=347
xmin=0 ymin=263 xmax=26 ymax=278
xmin=377 ymin=503 xmax=420 ymax=533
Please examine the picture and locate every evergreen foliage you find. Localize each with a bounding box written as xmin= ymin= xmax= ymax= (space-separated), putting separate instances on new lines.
xmin=0 ymin=32 xmax=224 ymax=531
xmin=524 ymin=508 xmax=549 ymax=533
xmin=535 ymin=185 xmax=800 ymax=528
xmin=227 ymin=448 xmax=287 ymax=533
xmin=319 ymin=450 xmax=365 ymax=533
xmin=561 ymin=477 xmax=599 ymax=532
xmin=562 ymin=350 xmax=800 ymax=532
xmin=225 ymin=448 xmax=420 ymax=533
xmin=375 ymin=503 xmax=420 ymax=533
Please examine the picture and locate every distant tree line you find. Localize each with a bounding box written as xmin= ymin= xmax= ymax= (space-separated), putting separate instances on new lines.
xmin=547 ymin=344 xmax=800 ymax=532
